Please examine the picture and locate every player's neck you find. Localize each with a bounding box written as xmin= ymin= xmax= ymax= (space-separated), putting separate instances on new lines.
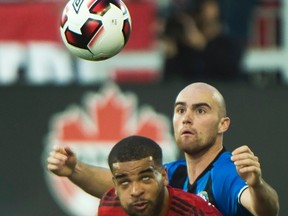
xmin=185 ymin=144 xmax=223 ymax=184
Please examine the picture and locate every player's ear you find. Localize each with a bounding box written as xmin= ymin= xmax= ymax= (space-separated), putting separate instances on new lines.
xmin=162 ymin=167 xmax=169 ymax=186
xmin=112 ymin=177 xmax=118 ymax=195
xmin=218 ymin=116 xmax=230 ymax=133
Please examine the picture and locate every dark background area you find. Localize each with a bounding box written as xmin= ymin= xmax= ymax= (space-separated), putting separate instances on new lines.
xmin=0 ymin=80 xmax=287 ymax=215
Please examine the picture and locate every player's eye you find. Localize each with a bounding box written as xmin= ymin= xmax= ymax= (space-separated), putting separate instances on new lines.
xmin=119 ymin=182 xmax=130 ymax=189
xmin=196 ymin=108 xmax=206 ymax=114
xmin=117 ymin=179 xmax=129 ymax=187
xmin=142 ymin=176 xmax=150 ymax=181
xmin=175 ymin=106 xmax=186 ymax=114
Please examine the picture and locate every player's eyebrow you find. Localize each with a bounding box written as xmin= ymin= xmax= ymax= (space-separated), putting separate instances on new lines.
xmin=192 ymin=102 xmax=211 ymax=110
xmin=114 ymin=167 xmax=154 ymax=180
xmin=138 ymin=167 xmax=154 ymax=175
xmin=114 ymin=173 xmax=128 ymax=180
xmin=174 ymin=101 xmax=186 ymax=107
xmin=175 ymin=102 xmax=211 ymax=109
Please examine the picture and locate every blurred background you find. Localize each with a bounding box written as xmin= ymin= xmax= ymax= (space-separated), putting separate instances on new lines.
xmin=0 ymin=0 xmax=287 ymax=215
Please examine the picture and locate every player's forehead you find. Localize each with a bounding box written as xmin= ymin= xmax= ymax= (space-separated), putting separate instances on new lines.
xmin=175 ymin=84 xmax=215 ymax=105
xmin=112 ymin=156 xmax=156 ymax=176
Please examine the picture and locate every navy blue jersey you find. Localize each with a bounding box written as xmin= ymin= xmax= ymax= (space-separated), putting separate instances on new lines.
xmin=164 ymin=149 xmax=252 ymax=216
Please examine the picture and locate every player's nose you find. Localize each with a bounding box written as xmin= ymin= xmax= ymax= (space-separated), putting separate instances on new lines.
xmin=130 ymin=182 xmax=144 ymax=197
xmin=183 ymin=110 xmax=194 ymax=125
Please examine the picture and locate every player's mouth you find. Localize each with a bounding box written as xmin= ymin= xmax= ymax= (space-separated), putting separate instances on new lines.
xmin=132 ymin=201 xmax=149 ymax=211
xmin=181 ymin=128 xmax=196 ymax=136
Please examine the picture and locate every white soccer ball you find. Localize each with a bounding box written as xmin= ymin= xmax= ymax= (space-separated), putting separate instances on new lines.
xmin=60 ymin=0 xmax=132 ymax=61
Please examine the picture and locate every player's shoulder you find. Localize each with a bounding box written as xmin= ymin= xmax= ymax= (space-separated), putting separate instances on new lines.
xmin=164 ymin=150 xmax=232 ymax=168
xmin=98 ymin=188 xmax=128 ymax=216
xmin=211 ymin=150 xmax=234 ymax=169
xmin=164 ymin=159 xmax=186 ymax=169
xmin=169 ymin=186 xmax=206 ymax=202
xmin=168 ymin=186 xmax=221 ymax=215
xmin=214 ymin=150 xmax=232 ymax=163
xmin=99 ymin=188 xmax=120 ymax=206
xmin=207 ymin=150 xmax=240 ymax=185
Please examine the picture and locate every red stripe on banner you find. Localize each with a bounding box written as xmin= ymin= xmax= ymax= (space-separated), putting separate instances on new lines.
xmin=113 ymin=69 xmax=160 ymax=83
xmin=259 ymin=17 xmax=267 ymax=47
xmin=0 ymin=1 xmax=157 ymax=50
xmin=0 ymin=2 xmax=65 ymax=42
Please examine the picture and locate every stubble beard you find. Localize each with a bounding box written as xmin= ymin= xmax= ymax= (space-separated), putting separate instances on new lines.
xmin=178 ymin=133 xmax=217 ymax=156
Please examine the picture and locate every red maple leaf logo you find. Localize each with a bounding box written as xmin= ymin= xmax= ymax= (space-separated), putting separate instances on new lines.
xmin=53 ymin=83 xmax=169 ymax=143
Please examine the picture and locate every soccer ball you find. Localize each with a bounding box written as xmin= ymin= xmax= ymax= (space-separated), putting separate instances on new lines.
xmin=60 ymin=0 xmax=132 ymax=61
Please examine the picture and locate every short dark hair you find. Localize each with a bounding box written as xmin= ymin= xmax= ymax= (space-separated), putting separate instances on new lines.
xmin=108 ymin=135 xmax=163 ymax=171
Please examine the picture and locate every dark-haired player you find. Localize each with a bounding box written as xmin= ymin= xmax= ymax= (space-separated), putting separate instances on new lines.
xmin=98 ymin=135 xmax=221 ymax=216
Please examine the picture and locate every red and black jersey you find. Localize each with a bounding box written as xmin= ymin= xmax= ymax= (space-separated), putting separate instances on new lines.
xmin=98 ymin=188 xmax=127 ymax=216
xmin=168 ymin=186 xmax=221 ymax=215
xmin=98 ymin=186 xmax=221 ymax=216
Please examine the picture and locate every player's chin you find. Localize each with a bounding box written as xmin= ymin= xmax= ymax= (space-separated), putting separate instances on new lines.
xmin=178 ymin=135 xmax=195 ymax=145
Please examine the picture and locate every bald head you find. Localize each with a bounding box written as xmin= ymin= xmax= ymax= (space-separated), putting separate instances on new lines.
xmin=176 ymin=82 xmax=227 ymax=117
